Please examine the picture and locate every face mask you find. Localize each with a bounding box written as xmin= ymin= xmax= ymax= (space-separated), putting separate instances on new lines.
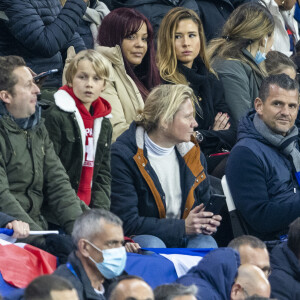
xmin=86 ymin=240 xmax=127 ymax=279
xmin=255 ymin=36 xmax=268 ymax=65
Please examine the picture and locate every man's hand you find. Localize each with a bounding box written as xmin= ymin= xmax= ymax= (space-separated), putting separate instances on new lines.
xmin=212 ymin=112 xmax=230 ymax=131
xmin=201 ymin=214 xmax=222 ymax=235
xmin=125 ymin=242 xmax=141 ymax=253
xmin=185 ymin=204 xmax=222 ymax=236
xmin=6 ymin=220 xmax=30 ymax=239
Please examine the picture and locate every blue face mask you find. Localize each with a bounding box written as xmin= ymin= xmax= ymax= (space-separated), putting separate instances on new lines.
xmin=255 ymin=36 xmax=268 ymax=65
xmin=255 ymin=50 xmax=266 ymax=65
xmin=86 ymin=240 xmax=127 ymax=279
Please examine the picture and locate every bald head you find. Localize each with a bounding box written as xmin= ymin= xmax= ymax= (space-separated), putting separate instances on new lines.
xmin=109 ymin=278 xmax=154 ymax=300
xmin=231 ymin=264 xmax=271 ymax=300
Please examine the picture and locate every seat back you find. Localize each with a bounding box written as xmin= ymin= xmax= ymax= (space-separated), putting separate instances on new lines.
xmin=221 ymin=176 xmax=249 ymax=237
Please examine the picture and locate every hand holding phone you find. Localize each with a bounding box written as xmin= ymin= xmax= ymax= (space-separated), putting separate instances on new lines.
xmin=33 ymin=69 xmax=58 ymax=84
xmin=205 ymin=194 xmax=226 ymax=215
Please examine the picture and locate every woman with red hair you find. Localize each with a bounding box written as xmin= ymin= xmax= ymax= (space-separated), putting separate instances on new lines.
xmin=97 ymin=8 xmax=161 ymax=141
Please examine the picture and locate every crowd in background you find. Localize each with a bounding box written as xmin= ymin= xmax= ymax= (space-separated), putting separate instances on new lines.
xmin=1 ymin=0 xmax=300 ymax=299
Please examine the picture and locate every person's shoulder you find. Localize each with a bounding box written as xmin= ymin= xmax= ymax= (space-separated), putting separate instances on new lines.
xmin=95 ymin=45 xmax=123 ymax=66
xmin=213 ymin=58 xmax=249 ymax=74
xmin=111 ymin=123 xmax=138 ymax=155
xmin=43 ymin=103 xmax=72 ymax=128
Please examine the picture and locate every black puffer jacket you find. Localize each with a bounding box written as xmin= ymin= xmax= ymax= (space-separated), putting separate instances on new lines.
xmin=111 ymin=0 xmax=199 ymax=37
xmin=0 ymin=0 xmax=87 ymax=87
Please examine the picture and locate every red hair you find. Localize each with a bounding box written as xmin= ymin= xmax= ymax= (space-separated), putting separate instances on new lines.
xmin=97 ymin=8 xmax=160 ymax=100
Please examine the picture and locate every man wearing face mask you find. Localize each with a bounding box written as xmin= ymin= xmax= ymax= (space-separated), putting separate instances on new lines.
xmin=54 ymin=209 xmax=127 ymax=300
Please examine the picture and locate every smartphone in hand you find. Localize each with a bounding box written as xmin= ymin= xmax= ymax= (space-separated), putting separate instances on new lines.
xmin=33 ymin=69 xmax=58 ymax=83
xmin=205 ymin=194 xmax=226 ymax=215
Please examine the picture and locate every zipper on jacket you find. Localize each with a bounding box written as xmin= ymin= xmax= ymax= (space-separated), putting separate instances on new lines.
xmin=24 ymin=131 xmax=34 ymax=212
xmin=26 ymin=131 xmax=32 ymax=150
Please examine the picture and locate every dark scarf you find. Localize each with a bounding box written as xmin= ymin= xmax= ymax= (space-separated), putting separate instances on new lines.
xmin=254 ymin=113 xmax=300 ymax=185
xmin=0 ymin=101 xmax=41 ymax=130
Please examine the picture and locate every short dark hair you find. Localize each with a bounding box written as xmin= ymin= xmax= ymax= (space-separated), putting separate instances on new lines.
xmin=154 ymin=283 xmax=197 ymax=300
xmin=0 ymin=56 xmax=26 ymax=94
xmin=108 ymin=275 xmax=150 ymax=300
xmin=287 ymin=217 xmax=300 ymax=259
xmin=258 ymin=74 xmax=299 ymax=102
xmin=24 ymin=275 xmax=75 ymax=300
xmin=228 ymin=235 xmax=266 ymax=251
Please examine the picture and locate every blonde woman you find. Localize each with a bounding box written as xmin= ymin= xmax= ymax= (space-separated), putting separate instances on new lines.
xmin=207 ymin=2 xmax=275 ymax=125
xmin=110 ymin=84 xmax=221 ymax=248
xmin=157 ymin=7 xmax=236 ymax=175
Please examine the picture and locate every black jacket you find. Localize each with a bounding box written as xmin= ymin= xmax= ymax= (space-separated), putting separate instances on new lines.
xmin=111 ymin=0 xmax=199 ymax=37
xmin=178 ymin=58 xmax=236 ymax=155
xmin=54 ymin=251 xmax=105 ymax=300
xmin=0 ymin=0 xmax=87 ymax=87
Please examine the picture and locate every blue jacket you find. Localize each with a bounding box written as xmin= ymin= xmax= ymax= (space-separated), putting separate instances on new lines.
xmin=0 ymin=0 xmax=87 ymax=87
xmin=110 ymin=122 xmax=211 ymax=247
xmin=226 ymin=111 xmax=300 ymax=240
xmin=176 ymin=248 xmax=240 ymax=300
xmin=269 ymin=242 xmax=300 ymax=300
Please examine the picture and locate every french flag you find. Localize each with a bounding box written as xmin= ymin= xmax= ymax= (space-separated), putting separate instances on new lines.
xmin=0 ymin=236 xmax=211 ymax=297
xmin=126 ymin=248 xmax=211 ymax=288
xmin=0 ymin=238 xmax=56 ymax=298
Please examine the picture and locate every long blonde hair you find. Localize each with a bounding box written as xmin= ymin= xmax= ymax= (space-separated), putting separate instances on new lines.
xmin=157 ymin=7 xmax=212 ymax=85
xmin=207 ymin=2 xmax=274 ymax=76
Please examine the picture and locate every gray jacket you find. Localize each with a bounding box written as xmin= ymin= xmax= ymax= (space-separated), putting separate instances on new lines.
xmin=213 ymin=49 xmax=263 ymax=125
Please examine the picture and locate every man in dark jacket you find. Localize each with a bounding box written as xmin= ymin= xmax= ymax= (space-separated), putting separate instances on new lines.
xmin=0 ymin=56 xmax=85 ymax=248
xmin=226 ymin=74 xmax=300 ymax=241
xmin=176 ymin=248 xmax=271 ymax=300
xmin=54 ymin=209 xmax=126 ymax=300
xmin=269 ymin=217 xmax=300 ymax=300
xmin=0 ymin=0 xmax=88 ymax=90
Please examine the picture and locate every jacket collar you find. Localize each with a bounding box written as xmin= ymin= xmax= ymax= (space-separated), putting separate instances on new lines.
xmin=68 ymin=252 xmax=105 ymax=300
xmin=96 ymin=45 xmax=124 ymax=67
xmin=135 ymin=125 xmax=196 ymax=157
